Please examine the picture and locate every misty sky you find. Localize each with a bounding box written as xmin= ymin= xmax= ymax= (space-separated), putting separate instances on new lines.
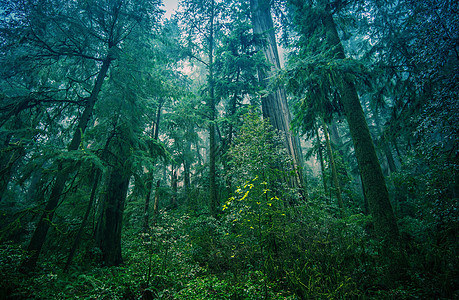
xmin=163 ymin=0 xmax=179 ymax=19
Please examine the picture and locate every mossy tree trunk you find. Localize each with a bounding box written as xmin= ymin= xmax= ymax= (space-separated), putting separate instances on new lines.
xmin=321 ymin=118 xmax=344 ymax=215
xmin=95 ymin=166 xmax=130 ymax=266
xmin=328 ymin=121 xmax=351 ymax=182
xmin=373 ymin=109 xmax=397 ymax=174
xmin=21 ymin=56 xmax=112 ymax=271
xmin=321 ymin=2 xmax=407 ymax=282
xmin=0 ymin=133 xmax=24 ymax=201
xmin=64 ymin=169 xmax=101 ymax=272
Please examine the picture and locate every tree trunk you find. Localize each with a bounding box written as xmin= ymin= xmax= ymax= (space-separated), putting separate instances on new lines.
xmin=95 ymin=166 xmax=130 ymax=266
xmin=143 ymin=102 xmax=162 ymax=231
xmin=328 ymin=119 xmax=359 ymax=206
xmin=328 ymin=122 xmax=341 ymax=150
xmin=153 ymin=180 xmax=160 ymax=225
xmin=183 ymin=141 xmax=191 ymax=197
xmin=373 ymin=109 xmax=397 ymax=174
xmin=93 ymin=170 xmax=110 ymax=237
xmin=0 ymin=149 xmax=22 ymax=201
xmin=208 ymin=0 xmax=218 ymax=217
xmin=64 ymin=169 xmax=101 ymax=273
xmin=360 ymin=174 xmax=369 ymax=215
xmin=321 ymin=3 xmax=406 ymax=282
xmin=223 ymin=75 xmax=240 ymax=198
xmin=322 ymin=118 xmax=344 ymax=215
xmin=153 ymin=100 xmax=163 ymax=140
xmin=328 ymin=121 xmax=350 ymax=180
xmin=26 ymin=165 xmax=45 ymax=203
xmin=315 ymin=124 xmax=329 ymax=199
xmin=183 ymin=160 xmax=190 ymax=196
xmin=250 ymin=0 xmax=306 ymax=200
xmin=0 ymin=133 xmax=24 ymax=201
xmin=21 ymin=56 xmax=112 ymax=271
xmin=170 ymin=169 xmax=178 ymax=208
xmin=142 ymin=178 xmax=153 ymax=232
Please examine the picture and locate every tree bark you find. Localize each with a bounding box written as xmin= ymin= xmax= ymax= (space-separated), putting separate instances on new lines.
xmin=0 ymin=139 xmax=24 ymax=201
xmin=328 ymin=121 xmax=350 ymax=180
xmin=153 ymin=180 xmax=160 ymax=225
xmin=26 ymin=166 xmax=43 ymax=203
xmin=208 ymin=0 xmax=218 ymax=217
xmin=322 ymin=118 xmax=344 ymax=215
xmin=21 ymin=56 xmax=112 ymax=271
xmin=373 ymin=109 xmax=397 ymax=174
xmin=170 ymin=169 xmax=178 ymax=208
xmin=95 ymin=166 xmax=130 ymax=266
xmin=315 ymin=124 xmax=329 ymax=202
xmin=222 ymin=74 xmax=240 ymax=198
xmin=321 ymin=3 xmax=406 ymax=282
xmin=64 ymin=169 xmax=101 ymax=273
xmin=250 ymin=0 xmax=306 ymax=200
xmin=142 ymin=178 xmax=153 ymax=232
xmin=183 ymin=141 xmax=191 ymax=197
xmin=143 ymin=101 xmax=162 ymax=231
xmin=153 ymin=99 xmax=163 ymax=140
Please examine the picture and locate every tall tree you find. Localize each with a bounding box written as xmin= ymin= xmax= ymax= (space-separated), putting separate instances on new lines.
xmin=321 ymin=118 xmax=344 ymax=214
xmin=163 ymin=93 xmax=200 ymax=206
xmin=212 ymin=2 xmax=267 ymax=198
xmin=249 ymin=0 xmax=306 ymax=199
xmin=94 ymin=124 xmax=132 ymax=266
xmin=91 ymin=20 xmax=171 ymax=265
xmin=286 ymin=0 xmax=406 ymax=281
xmin=15 ymin=0 xmax=163 ymax=270
xmin=179 ymin=0 xmax=223 ymax=216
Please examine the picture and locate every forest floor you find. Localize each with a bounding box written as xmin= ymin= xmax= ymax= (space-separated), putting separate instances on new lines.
xmin=1 ymin=203 xmax=457 ymax=299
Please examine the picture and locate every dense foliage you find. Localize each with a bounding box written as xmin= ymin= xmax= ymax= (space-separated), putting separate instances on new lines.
xmin=0 ymin=0 xmax=457 ymax=299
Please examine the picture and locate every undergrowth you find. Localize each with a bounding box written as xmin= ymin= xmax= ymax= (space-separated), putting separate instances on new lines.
xmin=1 ymin=198 xmax=457 ymax=299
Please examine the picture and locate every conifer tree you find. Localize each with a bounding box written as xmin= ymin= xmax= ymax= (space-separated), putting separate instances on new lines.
xmin=286 ymin=0 xmax=406 ymax=282
xmin=179 ymin=0 xmax=222 ymax=216
xmin=250 ymin=0 xmax=306 ymax=200
xmin=12 ymin=0 xmax=163 ymax=270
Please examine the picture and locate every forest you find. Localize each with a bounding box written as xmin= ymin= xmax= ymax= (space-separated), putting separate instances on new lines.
xmin=0 ymin=0 xmax=457 ymax=299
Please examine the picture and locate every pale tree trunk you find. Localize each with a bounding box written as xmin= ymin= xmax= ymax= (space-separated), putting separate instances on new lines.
xmin=250 ymin=0 xmax=306 ymax=200
xmin=183 ymin=141 xmax=191 ymax=197
xmin=21 ymin=56 xmax=112 ymax=271
xmin=315 ymin=124 xmax=329 ymax=203
xmin=223 ymin=75 xmax=240 ymax=197
xmin=143 ymin=101 xmax=162 ymax=231
xmin=208 ymin=0 xmax=218 ymax=216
